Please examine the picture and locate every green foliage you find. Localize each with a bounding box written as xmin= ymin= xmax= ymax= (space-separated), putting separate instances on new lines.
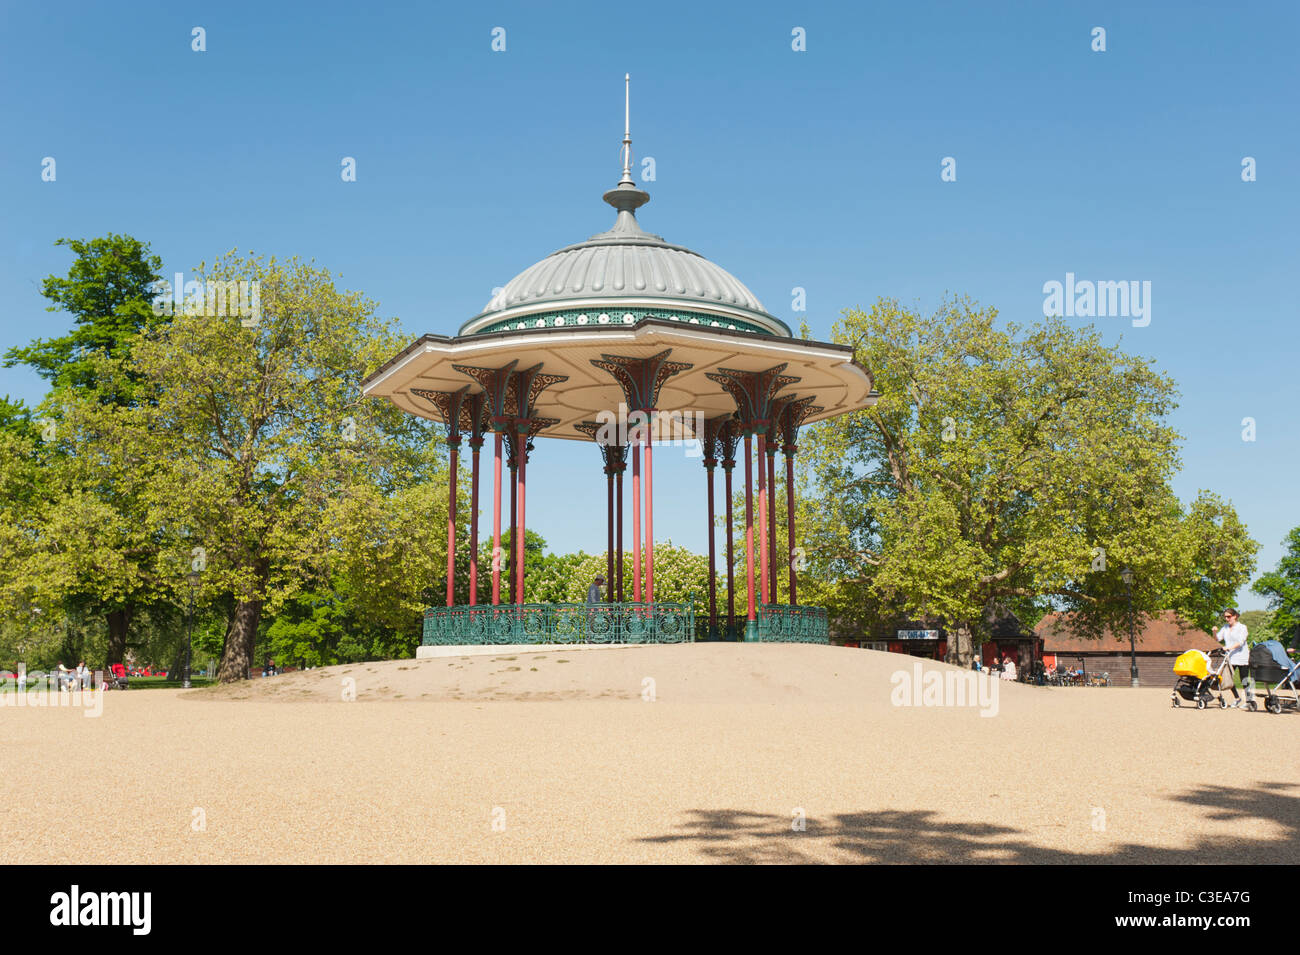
xmin=1253 ymin=527 xmax=1300 ymax=647
xmin=265 ymin=580 xmax=419 ymax=667
xmin=2 ymin=234 xmax=164 ymax=397
xmin=98 ymin=250 xmax=449 ymax=679
xmin=1238 ymin=609 xmax=1276 ymax=645
xmin=798 ymin=297 xmax=1258 ymax=658
xmin=0 ymin=235 xmax=170 ymax=665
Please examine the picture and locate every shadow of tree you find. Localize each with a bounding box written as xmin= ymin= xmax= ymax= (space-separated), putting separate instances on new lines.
xmin=638 ymin=782 xmax=1300 ymax=864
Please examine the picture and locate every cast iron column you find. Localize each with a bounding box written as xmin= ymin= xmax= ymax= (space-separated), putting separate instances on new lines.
xmin=766 ymin=437 xmax=778 ymax=604
xmin=724 ymin=460 xmax=735 ymax=639
xmin=645 ymin=423 xmax=654 ymax=605
xmin=785 ymin=444 xmax=798 ymax=606
xmin=705 ymin=456 xmax=717 ymax=640
xmin=632 ymin=443 xmax=641 ymax=602
xmin=616 ymin=464 xmax=625 ymax=603
xmin=469 ymin=435 xmax=482 ymax=605
xmin=446 ymin=438 xmax=459 ymax=606
xmin=492 ymin=432 xmax=502 ymax=605
xmin=516 ymin=435 xmax=527 ymax=605
xmin=757 ymin=432 xmax=769 ymax=608
xmin=744 ymin=433 xmax=757 ymax=640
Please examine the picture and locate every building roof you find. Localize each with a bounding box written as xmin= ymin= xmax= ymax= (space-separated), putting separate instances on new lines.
xmin=460 ymin=197 xmax=785 ymax=337
xmin=458 ymin=105 xmax=790 ymax=340
xmin=365 ymin=87 xmax=879 ymax=439
xmin=1035 ymin=610 xmax=1217 ymax=654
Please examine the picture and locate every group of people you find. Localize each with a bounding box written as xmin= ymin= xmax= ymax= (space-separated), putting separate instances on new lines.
xmin=51 ymin=661 xmax=92 ymax=690
xmin=972 ymin=653 xmax=1019 ymax=681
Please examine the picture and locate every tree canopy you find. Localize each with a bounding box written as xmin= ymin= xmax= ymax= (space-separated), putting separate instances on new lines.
xmin=796 ymin=298 xmax=1257 ymax=660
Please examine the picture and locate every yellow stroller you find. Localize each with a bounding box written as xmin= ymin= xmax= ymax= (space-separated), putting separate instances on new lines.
xmin=1171 ymin=648 xmax=1242 ymax=710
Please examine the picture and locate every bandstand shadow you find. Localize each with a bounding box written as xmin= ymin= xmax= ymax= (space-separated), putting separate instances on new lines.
xmin=637 ymin=782 xmax=1300 ymax=864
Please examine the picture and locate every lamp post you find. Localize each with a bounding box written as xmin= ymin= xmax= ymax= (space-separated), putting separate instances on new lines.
xmin=184 ymin=570 xmax=200 ymax=689
xmin=1121 ymin=566 xmax=1138 ymax=688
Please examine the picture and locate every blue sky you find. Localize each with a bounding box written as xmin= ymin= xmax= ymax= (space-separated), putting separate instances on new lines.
xmin=2 ymin=0 xmax=1296 ymax=608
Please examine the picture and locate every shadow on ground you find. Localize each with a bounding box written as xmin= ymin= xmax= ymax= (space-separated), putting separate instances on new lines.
xmin=638 ymin=782 xmax=1300 ymax=864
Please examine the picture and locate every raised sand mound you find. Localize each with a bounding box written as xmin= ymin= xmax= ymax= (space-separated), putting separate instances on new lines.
xmin=193 ymin=643 xmax=1028 ymax=708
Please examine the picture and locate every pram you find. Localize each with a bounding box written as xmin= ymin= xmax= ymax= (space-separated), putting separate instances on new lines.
xmin=103 ymin=663 xmax=129 ymax=690
xmin=1249 ymin=640 xmax=1299 ymax=715
xmin=1171 ymin=647 xmax=1242 ymax=710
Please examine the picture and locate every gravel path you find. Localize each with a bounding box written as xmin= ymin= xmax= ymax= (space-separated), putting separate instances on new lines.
xmin=4 ymin=644 xmax=1295 ymax=864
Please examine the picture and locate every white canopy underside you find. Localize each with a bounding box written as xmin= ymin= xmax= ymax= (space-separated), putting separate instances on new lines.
xmin=363 ymin=322 xmax=876 ymax=442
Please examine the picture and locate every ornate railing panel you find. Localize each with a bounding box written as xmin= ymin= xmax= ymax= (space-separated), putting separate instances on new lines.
xmin=756 ymin=605 xmax=830 ymax=643
xmin=422 ymin=602 xmax=829 ymax=645
xmin=422 ymin=602 xmax=696 ymax=645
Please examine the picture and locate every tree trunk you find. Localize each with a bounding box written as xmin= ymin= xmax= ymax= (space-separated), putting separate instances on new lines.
xmin=105 ymin=606 xmax=131 ymax=667
xmin=946 ymin=623 xmax=974 ymax=666
xmin=217 ymin=597 xmax=262 ymax=683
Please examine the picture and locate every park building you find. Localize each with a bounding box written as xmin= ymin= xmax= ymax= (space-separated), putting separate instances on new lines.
xmin=1034 ymin=611 xmax=1219 ymax=688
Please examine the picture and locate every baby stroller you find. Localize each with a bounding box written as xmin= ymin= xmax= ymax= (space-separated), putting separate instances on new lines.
xmin=104 ymin=662 xmax=129 ymax=690
xmin=1171 ymin=648 xmax=1238 ymax=709
xmin=1249 ymin=640 xmax=1299 ymax=715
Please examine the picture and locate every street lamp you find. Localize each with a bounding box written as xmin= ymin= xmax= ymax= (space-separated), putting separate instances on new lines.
xmin=1120 ymin=567 xmax=1139 ymax=688
xmin=184 ymin=570 xmax=201 ymax=689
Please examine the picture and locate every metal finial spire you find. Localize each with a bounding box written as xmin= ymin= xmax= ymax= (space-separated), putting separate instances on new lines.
xmin=603 ymin=72 xmax=650 ymax=215
xmin=619 ymin=73 xmax=634 ymax=185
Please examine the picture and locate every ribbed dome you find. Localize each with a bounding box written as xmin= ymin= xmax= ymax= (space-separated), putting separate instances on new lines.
xmin=460 ymin=180 xmax=789 ymax=337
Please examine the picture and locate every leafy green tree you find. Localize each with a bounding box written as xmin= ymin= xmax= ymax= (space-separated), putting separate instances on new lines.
xmin=3 ymin=234 xmax=165 ymax=397
xmin=1238 ymin=609 xmax=1276 ymax=645
xmin=1253 ymin=527 xmax=1300 ymax=647
xmin=799 ymin=297 xmax=1257 ymax=662
xmin=98 ymin=251 xmax=449 ymax=681
xmin=0 ymin=235 xmax=168 ymax=665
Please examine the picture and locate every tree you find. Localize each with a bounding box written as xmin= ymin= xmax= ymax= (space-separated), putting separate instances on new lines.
xmin=1 ymin=235 xmax=168 ymax=665
xmin=101 ymin=251 xmax=448 ymax=681
xmin=3 ymin=234 xmax=165 ymax=398
xmin=1253 ymin=527 xmax=1300 ymax=647
xmin=799 ymin=298 xmax=1257 ymax=662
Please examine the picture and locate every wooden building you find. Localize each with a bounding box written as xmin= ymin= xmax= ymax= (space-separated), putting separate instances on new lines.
xmin=1034 ymin=611 xmax=1218 ymax=687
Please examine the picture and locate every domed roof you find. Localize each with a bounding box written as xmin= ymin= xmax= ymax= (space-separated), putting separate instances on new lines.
xmin=459 ymin=180 xmax=790 ymax=338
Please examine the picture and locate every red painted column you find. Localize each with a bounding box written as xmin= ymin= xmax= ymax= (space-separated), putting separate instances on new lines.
xmin=616 ymin=466 xmax=624 ymax=603
xmin=469 ymin=439 xmax=481 ymax=606
xmin=446 ymin=442 xmax=459 ymax=607
xmin=724 ymin=462 xmax=735 ymax=637
xmin=492 ymin=432 xmax=502 ymax=606
xmin=785 ymin=448 xmax=798 ymax=606
xmin=757 ymin=433 xmax=769 ymax=607
xmin=508 ymin=451 xmax=517 ymax=605
xmin=767 ymin=444 xmax=778 ymax=603
xmin=515 ymin=438 xmax=527 ymax=606
xmin=706 ymin=462 xmax=717 ymax=638
xmin=645 ymin=428 xmax=654 ymax=605
xmin=606 ymin=467 xmax=614 ymax=602
xmin=632 ymin=443 xmax=641 ymax=602
xmin=744 ymin=434 xmax=756 ymax=630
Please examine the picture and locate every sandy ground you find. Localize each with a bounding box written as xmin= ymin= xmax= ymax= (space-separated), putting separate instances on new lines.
xmin=4 ymin=644 xmax=1296 ymax=864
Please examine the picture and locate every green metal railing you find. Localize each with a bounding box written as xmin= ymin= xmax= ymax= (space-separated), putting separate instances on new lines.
xmin=422 ymin=602 xmax=695 ymax=646
xmin=422 ymin=602 xmax=830 ymax=645
xmin=755 ymin=605 xmax=830 ymax=643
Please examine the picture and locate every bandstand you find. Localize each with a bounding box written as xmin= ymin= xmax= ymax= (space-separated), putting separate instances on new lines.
xmin=362 ymin=79 xmax=877 ymax=649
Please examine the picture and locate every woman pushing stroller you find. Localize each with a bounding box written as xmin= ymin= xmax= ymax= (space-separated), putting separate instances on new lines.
xmin=1215 ymin=608 xmax=1252 ymax=708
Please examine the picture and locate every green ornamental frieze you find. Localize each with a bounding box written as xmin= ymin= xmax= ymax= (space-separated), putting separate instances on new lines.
xmin=472 ymin=307 xmax=774 ymax=338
